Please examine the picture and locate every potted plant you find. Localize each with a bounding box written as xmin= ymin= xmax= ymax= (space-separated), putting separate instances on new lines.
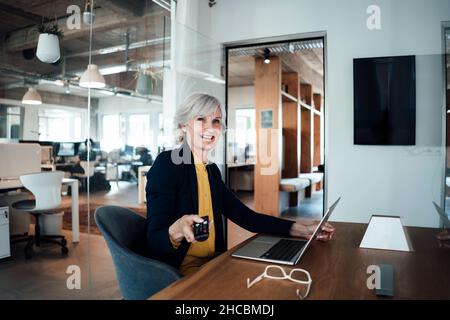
xmin=135 ymin=69 xmax=155 ymax=95
xmin=36 ymin=23 xmax=63 ymax=64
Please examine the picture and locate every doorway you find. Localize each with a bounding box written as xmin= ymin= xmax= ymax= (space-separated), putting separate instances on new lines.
xmin=225 ymin=36 xmax=326 ymax=248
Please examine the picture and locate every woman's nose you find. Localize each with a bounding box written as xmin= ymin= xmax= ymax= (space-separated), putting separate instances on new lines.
xmin=203 ymin=118 xmax=214 ymax=129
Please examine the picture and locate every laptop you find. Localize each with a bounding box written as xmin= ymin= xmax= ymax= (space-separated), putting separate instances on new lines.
xmin=232 ymin=197 xmax=341 ymax=265
xmin=432 ymin=201 xmax=450 ymax=229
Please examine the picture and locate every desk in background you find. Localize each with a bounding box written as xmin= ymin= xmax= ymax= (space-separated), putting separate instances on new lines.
xmin=150 ymin=222 xmax=450 ymax=299
xmin=0 ymin=144 xmax=80 ymax=242
xmin=0 ymin=178 xmax=80 ymax=243
xmin=227 ymin=162 xmax=254 ymax=193
xmin=96 ymin=160 xmax=143 ymax=185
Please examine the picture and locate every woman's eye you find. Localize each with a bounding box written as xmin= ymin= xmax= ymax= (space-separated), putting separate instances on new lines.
xmin=196 ymin=117 xmax=205 ymax=122
xmin=213 ymin=119 xmax=221 ymax=125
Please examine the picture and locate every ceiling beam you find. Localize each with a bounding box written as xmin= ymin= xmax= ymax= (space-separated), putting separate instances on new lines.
xmin=301 ymin=50 xmax=324 ymax=75
xmin=0 ymin=52 xmax=61 ymax=79
xmin=0 ymin=3 xmax=44 ymax=24
xmin=0 ymin=87 xmax=98 ymax=109
xmin=279 ymin=53 xmax=323 ymax=95
xmin=4 ymin=5 xmax=166 ymax=52
xmin=96 ymin=0 xmax=145 ymax=17
xmin=5 ymin=8 xmax=127 ymax=52
xmin=65 ymin=36 xmax=169 ymax=58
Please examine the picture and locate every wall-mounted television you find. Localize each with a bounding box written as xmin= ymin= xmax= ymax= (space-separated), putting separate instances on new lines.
xmin=353 ymin=55 xmax=416 ymax=145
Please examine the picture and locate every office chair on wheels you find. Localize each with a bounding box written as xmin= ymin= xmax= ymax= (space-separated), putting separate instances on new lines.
xmin=12 ymin=171 xmax=68 ymax=259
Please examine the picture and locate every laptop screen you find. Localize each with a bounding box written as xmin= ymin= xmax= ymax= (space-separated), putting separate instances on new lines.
xmin=302 ymin=197 xmax=341 ymax=249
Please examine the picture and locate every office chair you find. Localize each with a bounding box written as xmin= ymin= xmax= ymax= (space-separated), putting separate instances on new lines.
xmin=71 ymin=161 xmax=95 ymax=191
xmin=12 ymin=171 xmax=68 ymax=259
xmin=94 ymin=206 xmax=181 ymax=300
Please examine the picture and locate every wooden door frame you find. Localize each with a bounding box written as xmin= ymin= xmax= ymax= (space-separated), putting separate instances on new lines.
xmin=223 ymin=31 xmax=329 ymax=215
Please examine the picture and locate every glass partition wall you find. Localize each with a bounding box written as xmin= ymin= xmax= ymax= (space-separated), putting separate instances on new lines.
xmin=0 ymin=0 xmax=224 ymax=299
xmin=74 ymin=2 xmax=172 ymax=299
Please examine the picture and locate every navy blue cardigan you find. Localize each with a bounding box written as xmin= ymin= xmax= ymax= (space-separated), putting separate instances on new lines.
xmin=145 ymin=144 xmax=294 ymax=269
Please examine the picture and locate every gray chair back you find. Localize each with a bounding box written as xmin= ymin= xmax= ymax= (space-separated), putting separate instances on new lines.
xmin=94 ymin=205 xmax=181 ymax=300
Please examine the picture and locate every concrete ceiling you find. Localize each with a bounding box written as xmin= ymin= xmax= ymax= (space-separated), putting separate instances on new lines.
xmin=0 ymin=0 xmax=169 ymax=103
xmin=228 ymin=47 xmax=324 ymax=95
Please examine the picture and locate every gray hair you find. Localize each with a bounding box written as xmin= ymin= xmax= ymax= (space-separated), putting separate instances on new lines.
xmin=174 ymin=93 xmax=225 ymax=144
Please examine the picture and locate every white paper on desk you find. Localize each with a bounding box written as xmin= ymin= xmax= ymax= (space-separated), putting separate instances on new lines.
xmin=359 ymin=215 xmax=413 ymax=252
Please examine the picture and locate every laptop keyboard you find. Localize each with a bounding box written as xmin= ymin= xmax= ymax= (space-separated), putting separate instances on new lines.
xmin=260 ymin=239 xmax=307 ymax=262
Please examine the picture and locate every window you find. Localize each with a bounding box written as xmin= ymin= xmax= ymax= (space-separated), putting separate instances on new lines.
xmin=235 ymin=108 xmax=256 ymax=159
xmin=101 ymin=114 xmax=121 ymax=152
xmin=0 ymin=106 xmax=22 ymax=139
xmin=157 ymin=112 xmax=164 ymax=151
xmin=127 ymin=114 xmax=152 ymax=148
xmin=100 ymin=113 xmax=155 ymax=152
xmin=38 ymin=108 xmax=84 ymax=142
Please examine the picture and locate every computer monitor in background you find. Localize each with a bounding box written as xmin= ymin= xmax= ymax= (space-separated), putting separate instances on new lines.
xmin=57 ymin=142 xmax=76 ymax=157
xmin=91 ymin=141 xmax=101 ymax=151
xmin=77 ymin=141 xmax=87 ymax=154
xmin=124 ymin=144 xmax=134 ymax=156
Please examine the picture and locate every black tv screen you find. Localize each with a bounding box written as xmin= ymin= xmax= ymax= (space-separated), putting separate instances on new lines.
xmin=353 ymin=55 xmax=416 ymax=145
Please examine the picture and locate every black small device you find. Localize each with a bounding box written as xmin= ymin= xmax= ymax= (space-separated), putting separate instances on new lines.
xmin=193 ymin=216 xmax=209 ymax=242
xmin=375 ymin=264 xmax=394 ymax=297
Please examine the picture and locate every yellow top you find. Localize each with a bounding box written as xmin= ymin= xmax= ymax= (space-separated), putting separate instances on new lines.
xmin=179 ymin=161 xmax=216 ymax=276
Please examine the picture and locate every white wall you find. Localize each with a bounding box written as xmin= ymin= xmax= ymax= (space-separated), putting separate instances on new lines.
xmin=186 ymin=0 xmax=450 ymax=227
xmin=227 ymin=86 xmax=255 ymax=163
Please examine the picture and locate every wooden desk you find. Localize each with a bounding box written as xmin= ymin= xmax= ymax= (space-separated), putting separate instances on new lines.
xmin=150 ymin=222 xmax=450 ymax=300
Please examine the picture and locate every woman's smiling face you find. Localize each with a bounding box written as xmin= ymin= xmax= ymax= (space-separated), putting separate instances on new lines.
xmin=184 ymin=106 xmax=223 ymax=154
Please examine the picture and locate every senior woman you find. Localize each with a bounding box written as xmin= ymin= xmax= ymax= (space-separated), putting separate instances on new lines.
xmin=145 ymin=93 xmax=334 ymax=276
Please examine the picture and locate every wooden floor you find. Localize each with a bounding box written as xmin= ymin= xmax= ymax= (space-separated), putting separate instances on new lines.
xmin=0 ymin=230 xmax=121 ymax=299
xmin=281 ymin=190 xmax=324 ymax=219
xmin=61 ymin=181 xmax=146 ymax=210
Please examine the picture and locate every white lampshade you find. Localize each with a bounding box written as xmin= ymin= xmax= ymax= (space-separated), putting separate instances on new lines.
xmin=79 ymin=64 xmax=106 ymax=88
xmin=36 ymin=33 xmax=60 ymax=63
xmin=22 ymin=88 xmax=42 ymax=105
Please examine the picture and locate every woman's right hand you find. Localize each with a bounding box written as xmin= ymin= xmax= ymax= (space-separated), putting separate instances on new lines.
xmin=169 ymin=214 xmax=204 ymax=244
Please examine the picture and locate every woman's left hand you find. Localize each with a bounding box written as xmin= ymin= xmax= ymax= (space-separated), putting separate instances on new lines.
xmin=290 ymin=220 xmax=335 ymax=241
